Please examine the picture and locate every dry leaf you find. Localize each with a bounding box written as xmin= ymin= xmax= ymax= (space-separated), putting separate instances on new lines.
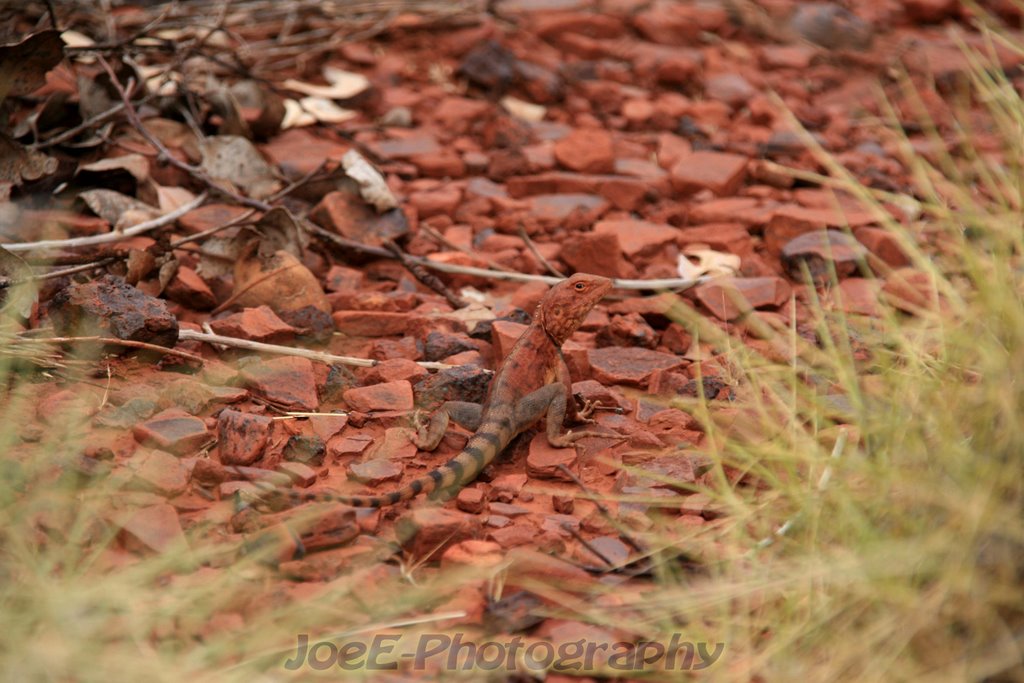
xmin=678 ymin=247 xmax=741 ymax=280
xmin=195 ymin=234 xmax=240 ymax=280
xmin=78 ymin=153 xmax=150 ymax=182
xmin=299 ymin=97 xmax=359 ymax=124
xmin=0 ymin=245 xmax=35 ymax=320
xmin=250 ymin=207 xmax=308 ymax=258
xmin=231 ymin=246 xmax=330 ymax=316
xmin=501 ymin=96 xmax=546 ymax=122
xmin=283 ymin=66 xmax=369 ymax=100
xmin=341 ymin=150 xmax=397 ymax=212
xmin=199 ymin=135 xmax=281 ymax=199
xmin=77 ymin=189 xmax=159 ymax=226
xmin=281 ymin=99 xmax=317 ymax=129
xmin=154 ymin=184 xmax=197 ymax=212
xmin=0 ymin=30 xmax=64 ymax=102
xmin=0 ymin=131 xmax=58 ymax=185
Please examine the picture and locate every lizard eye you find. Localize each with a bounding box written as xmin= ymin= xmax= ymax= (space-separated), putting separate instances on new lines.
xmin=574 ymin=282 xmax=586 ymax=291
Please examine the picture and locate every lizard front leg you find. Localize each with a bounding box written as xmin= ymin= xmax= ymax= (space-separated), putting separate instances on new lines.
xmin=513 ymin=383 xmax=613 ymax=448
xmin=412 ymin=401 xmax=483 ymax=451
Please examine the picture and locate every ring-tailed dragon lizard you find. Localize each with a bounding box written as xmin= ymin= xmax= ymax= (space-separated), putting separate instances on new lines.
xmin=251 ymin=272 xmax=615 ymax=509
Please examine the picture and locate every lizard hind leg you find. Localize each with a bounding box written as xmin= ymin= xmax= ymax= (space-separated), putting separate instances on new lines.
xmin=514 ymin=383 xmax=613 ymax=449
xmin=412 ymin=401 xmax=484 ymax=451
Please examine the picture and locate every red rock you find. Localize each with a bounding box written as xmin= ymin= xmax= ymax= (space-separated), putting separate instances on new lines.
xmin=904 ymin=0 xmax=959 ymax=22
xmin=310 ymin=190 xmax=409 ymax=246
xmin=408 ymin=185 xmax=462 ymax=218
xmin=593 ymin=219 xmax=677 ymax=259
xmin=347 ymin=458 xmax=403 ymax=485
xmin=621 ymin=97 xmax=654 ymax=124
xmin=781 ymin=230 xmax=867 ymax=283
xmin=760 ymin=45 xmax=817 ymax=70
xmin=37 ymin=389 xmax=93 ymax=426
xmin=332 ymin=310 xmax=410 ymax=336
xmin=596 ymin=312 xmax=658 ymax=349
xmin=432 ymin=96 xmax=491 ymax=133
xmin=588 ymin=346 xmax=685 ymax=386
xmin=310 ymin=414 xmax=348 ymax=441
xmin=855 ymin=226 xmax=911 ymax=267
xmin=670 ymin=151 xmax=749 ymax=196
xmin=836 ymin=278 xmax=883 ymax=317
xmin=882 ymin=268 xmax=940 ymax=314
xmin=117 ymin=504 xmax=188 ymax=554
xmin=491 ymin=320 xmax=529 ymax=361
xmin=690 ymin=196 xmax=772 ymax=226
xmin=412 ymin=150 xmax=465 ymax=178
xmin=456 ymin=487 xmax=487 ymax=513
xmin=131 ymin=449 xmax=191 ymax=496
xmin=694 ymin=277 xmax=792 ymax=321
xmin=440 ymin=539 xmax=504 ymax=569
xmin=488 ymin=524 xmax=536 ymax=548
xmin=372 ymin=135 xmax=441 ymax=159
xmin=525 ymin=432 xmax=578 ymax=480
xmin=789 ymin=3 xmax=874 ymax=51
xmin=262 ymin=128 xmax=349 ymax=176
xmin=558 ymin=231 xmax=629 ymax=278
xmin=553 ymin=128 xmax=615 ymax=174
xmin=217 ymin=408 xmax=272 ymax=466
xmin=240 ymin=356 xmax=319 ymax=411
xmin=362 ymin=358 xmax=429 ymax=384
xmin=527 ymin=193 xmax=609 ymax=226
xmin=209 ymin=306 xmax=297 ymax=343
xmin=277 ymin=461 xmax=318 ymax=487
xmin=343 ymin=380 xmax=414 ymax=412
xmin=677 ymin=223 xmax=750 ymax=250
xmin=133 ymin=409 xmax=210 ymax=455
xmin=633 ymin=2 xmax=704 ymax=44
xmin=505 ymin=171 xmax=656 ymax=211
xmin=656 ymin=133 xmax=692 ymax=171
xmin=177 ymin=203 xmax=252 ymax=234
xmin=395 ymin=507 xmax=480 ymax=558
xmin=653 ymin=51 xmax=702 ymax=85
xmin=165 ymin=266 xmax=217 ymax=310
xmin=765 ymin=205 xmax=875 ymax=254
xmin=49 ymin=275 xmax=178 ymax=348
xmin=705 ymin=73 xmax=756 ymax=108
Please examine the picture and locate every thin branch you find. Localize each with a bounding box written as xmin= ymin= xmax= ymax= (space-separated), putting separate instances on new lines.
xmin=517 ymin=222 xmax=565 ymax=278
xmin=177 ymin=329 xmax=454 ymax=370
xmin=3 ymin=193 xmax=207 ymax=253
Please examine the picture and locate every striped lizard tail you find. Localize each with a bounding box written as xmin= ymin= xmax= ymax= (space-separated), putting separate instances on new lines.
xmin=252 ymin=415 xmax=516 ymax=509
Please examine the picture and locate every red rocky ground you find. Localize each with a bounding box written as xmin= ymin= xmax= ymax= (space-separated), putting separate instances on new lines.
xmin=3 ymin=0 xmax=1023 ymax=675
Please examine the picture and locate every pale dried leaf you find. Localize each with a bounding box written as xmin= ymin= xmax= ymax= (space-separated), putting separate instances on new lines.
xmin=300 ymin=96 xmax=358 ymax=124
xmin=283 ymin=66 xmax=369 ymax=100
xmin=195 ymin=235 xmax=239 ymax=279
xmin=679 ymin=247 xmax=741 ymax=279
xmin=250 ymin=206 xmax=308 ymax=257
xmin=281 ymin=99 xmax=316 ymax=129
xmin=501 ymin=96 xmax=546 ymax=122
xmin=155 ymin=184 xmax=197 ymax=212
xmin=78 ymin=189 xmax=158 ymax=226
xmin=78 ymin=153 xmax=150 ymax=182
xmin=199 ymin=135 xmax=281 ymax=199
xmin=341 ymin=150 xmax=397 ymax=212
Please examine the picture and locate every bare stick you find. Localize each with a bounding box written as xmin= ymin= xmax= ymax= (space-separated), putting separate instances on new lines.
xmin=3 ymin=193 xmax=207 ymax=253
xmin=177 ymin=328 xmax=453 ymax=370
xmin=169 ymin=209 xmax=258 ymax=248
xmin=517 ymin=222 xmax=565 ymax=278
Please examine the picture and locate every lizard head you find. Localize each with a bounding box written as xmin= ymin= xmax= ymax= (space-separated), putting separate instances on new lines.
xmin=536 ymin=272 xmax=613 ymax=345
